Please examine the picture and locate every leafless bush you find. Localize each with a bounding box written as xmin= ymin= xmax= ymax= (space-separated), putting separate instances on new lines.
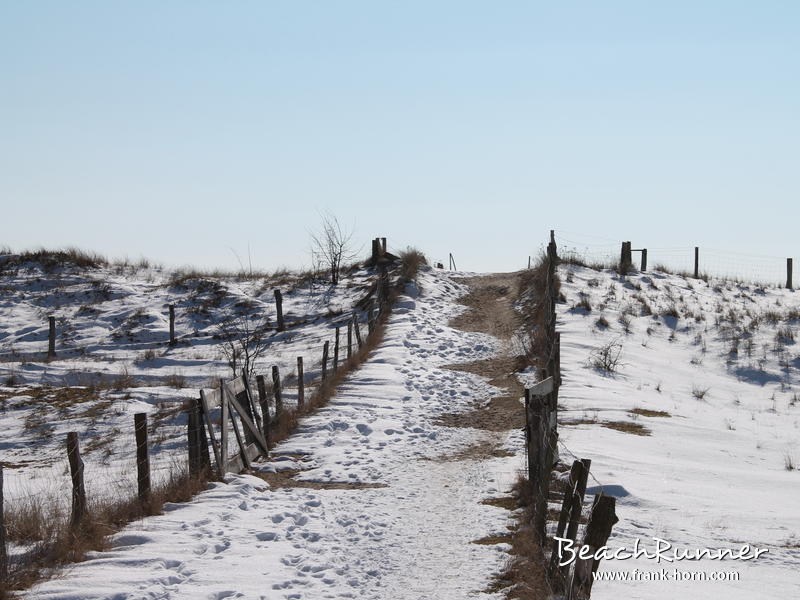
xmin=692 ymin=384 xmax=710 ymax=400
xmin=309 ymin=213 xmax=358 ymax=285
xmin=216 ymin=310 xmax=271 ymax=379
xmin=590 ymin=338 xmax=624 ymax=373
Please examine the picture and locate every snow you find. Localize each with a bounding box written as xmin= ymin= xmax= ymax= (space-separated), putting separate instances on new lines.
xmin=8 ymin=267 xmax=526 ymax=599
xmin=554 ymin=265 xmax=800 ymax=599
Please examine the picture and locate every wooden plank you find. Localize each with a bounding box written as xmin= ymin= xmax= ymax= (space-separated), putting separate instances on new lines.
xmin=528 ymin=377 xmax=554 ymax=397
xmin=201 ymin=387 xmax=222 ymax=410
xmin=225 ymin=388 xmax=270 ymax=457
xmin=228 ymin=376 xmax=247 ymax=398
xmin=219 ymin=380 xmax=229 ymax=475
xmin=199 ymin=390 xmax=223 ymax=477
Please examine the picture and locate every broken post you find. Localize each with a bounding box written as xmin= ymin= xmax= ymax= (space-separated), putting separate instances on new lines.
xmin=274 ymin=289 xmax=285 ymax=332
xmin=297 ymin=357 xmax=305 ymax=408
xmin=134 ymin=413 xmax=151 ymax=507
xmin=67 ymin=432 xmax=87 ymax=527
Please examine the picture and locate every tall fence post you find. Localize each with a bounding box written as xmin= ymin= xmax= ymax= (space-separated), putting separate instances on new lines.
xmin=641 ymin=248 xmax=647 ymax=272
xmin=347 ymin=321 xmax=353 ymax=360
xmin=322 ymin=341 xmax=330 ymax=380
xmin=0 ymin=464 xmax=7 ymax=583
xmin=694 ymin=246 xmax=700 ymax=278
xmin=271 ymin=366 xmax=283 ymax=419
xmin=168 ymin=304 xmax=176 ymax=345
xmin=134 ymin=413 xmax=151 ymax=507
xmin=255 ymin=375 xmax=272 ymax=443
xmin=47 ymin=316 xmax=56 ymax=359
xmin=333 ymin=327 xmax=340 ymax=372
xmin=188 ymin=400 xmax=201 ymax=477
xmin=787 ymin=258 xmax=793 ymax=290
xmin=67 ymin=432 xmax=87 ymax=528
xmin=274 ymin=289 xmax=285 ymax=332
xmin=296 ymin=357 xmax=305 ymax=408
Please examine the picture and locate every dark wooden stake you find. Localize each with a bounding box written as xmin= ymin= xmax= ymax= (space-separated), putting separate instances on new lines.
xmin=333 ymin=327 xmax=340 ymax=372
xmin=134 ymin=413 xmax=151 ymax=506
xmin=47 ymin=316 xmax=56 ymax=359
xmin=347 ymin=320 xmax=353 ymax=359
xmin=297 ymin=357 xmax=305 ymax=408
xmin=274 ymin=289 xmax=285 ymax=331
xmin=367 ymin=300 xmax=375 ymax=334
xmin=188 ymin=400 xmax=201 ymax=476
xmin=322 ymin=341 xmax=330 ymax=380
xmin=353 ymin=315 xmax=363 ymax=348
xmin=0 ymin=464 xmax=6 ymax=583
xmin=787 ymin=258 xmax=793 ymax=290
xmin=255 ymin=375 xmax=272 ymax=444
xmin=271 ymin=366 xmax=283 ymax=419
xmin=67 ymin=432 xmax=87 ymax=527
xmin=641 ymin=248 xmax=647 ymax=272
xmin=168 ymin=304 xmax=176 ymax=345
xmin=571 ymin=494 xmax=619 ymax=599
xmin=694 ymin=246 xmax=700 ymax=278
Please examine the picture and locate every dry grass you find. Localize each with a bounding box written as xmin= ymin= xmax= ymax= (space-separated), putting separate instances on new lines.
xmin=601 ymin=421 xmax=652 ymax=436
xmin=518 ymin=252 xmax=560 ymax=367
xmin=629 ymin=408 xmax=671 ymax=418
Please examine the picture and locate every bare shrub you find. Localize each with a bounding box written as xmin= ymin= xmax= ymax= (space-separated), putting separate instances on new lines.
xmin=590 ymin=338 xmax=624 ymax=373
xmin=692 ymin=384 xmax=710 ymax=400
xmin=309 ymin=213 xmax=358 ymax=285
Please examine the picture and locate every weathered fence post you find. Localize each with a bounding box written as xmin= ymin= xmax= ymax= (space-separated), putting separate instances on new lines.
xmin=333 ymin=327 xmax=340 ymax=372
xmin=787 ymin=258 xmax=793 ymax=290
xmin=168 ymin=304 xmax=176 ymax=345
xmin=559 ymin=459 xmax=591 ymax=583
xmin=694 ymin=246 xmax=700 ymax=278
xmin=367 ymin=299 xmax=375 ymax=335
xmin=322 ymin=341 xmax=330 ymax=380
xmin=641 ymin=248 xmax=647 ymax=272
xmin=296 ymin=357 xmax=305 ymax=408
xmin=549 ymin=460 xmax=587 ymax=586
xmin=47 ymin=316 xmax=56 ymax=359
xmin=67 ymin=432 xmax=87 ymax=527
xmin=188 ymin=400 xmax=201 ymax=477
xmin=255 ymin=375 xmax=272 ymax=443
xmin=271 ymin=366 xmax=283 ymax=419
xmin=274 ymin=289 xmax=285 ymax=332
xmin=570 ymin=494 xmax=619 ymax=599
xmin=0 ymin=464 xmax=6 ymax=583
xmin=134 ymin=413 xmax=151 ymax=507
xmin=353 ymin=315 xmax=363 ymax=348
xmin=347 ymin=320 xmax=353 ymax=360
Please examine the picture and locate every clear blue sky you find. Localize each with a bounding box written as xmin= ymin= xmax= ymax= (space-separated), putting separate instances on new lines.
xmin=2 ymin=1 xmax=798 ymax=272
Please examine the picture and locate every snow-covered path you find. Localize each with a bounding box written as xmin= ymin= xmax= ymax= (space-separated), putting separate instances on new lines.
xmin=26 ymin=270 xmax=525 ymax=600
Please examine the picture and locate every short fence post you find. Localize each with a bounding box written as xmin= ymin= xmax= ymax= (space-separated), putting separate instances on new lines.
xmin=333 ymin=327 xmax=340 ymax=372
xmin=322 ymin=341 xmax=330 ymax=380
xmin=296 ymin=357 xmax=305 ymax=408
xmin=787 ymin=258 xmax=793 ymax=290
xmin=641 ymin=248 xmax=647 ymax=272
xmin=528 ymin=255 xmax=531 ymax=269
xmin=67 ymin=432 xmax=87 ymax=528
xmin=274 ymin=289 xmax=285 ymax=332
xmin=347 ymin=321 xmax=353 ymax=360
xmin=271 ymin=366 xmax=283 ymax=419
xmin=0 ymin=464 xmax=7 ymax=583
xmin=47 ymin=316 xmax=56 ymax=359
xmin=694 ymin=246 xmax=700 ymax=278
xmin=168 ymin=304 xmax=176 ymax=345
xmin=571 ymin=494 xmax=619 ymax=599
xmin=255 ymin=375 xmax=272 ymax=443
xmin=134 ymin=413 xmax=151 ymax=507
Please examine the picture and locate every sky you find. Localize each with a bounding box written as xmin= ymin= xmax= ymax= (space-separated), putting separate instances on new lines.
xmin=1 ymin=1 xmax=799 ymax=273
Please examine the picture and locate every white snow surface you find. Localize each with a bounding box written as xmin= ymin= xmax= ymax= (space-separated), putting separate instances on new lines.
xmin=21 ymin=269 xmax=526 ymax=600
xmin=554 ymin=265 xmax=800 ymax=599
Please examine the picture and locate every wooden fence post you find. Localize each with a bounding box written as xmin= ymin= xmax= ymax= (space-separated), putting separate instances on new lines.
xmin=47 ymin=316 xmax=56 ymax=359
xmin=188 ymin=400 xmax=201 ymax=476
xmin=353 ymin=315 xmax=363 ymax=348
xmin=787 ymin=258 xmax=793 ymax=290
xmin=297 ymin=357 xmax=305 ymax=408
xmin=641 ymin=248 xmax=648 ymax=272
xmin=559 ymin=459 xmax=591 ymax=582
xmin=333 ymin=327 xmax=340 ymax=372
xmin=322 ymin=341 xmax=330 ymax=380
xmin=168 ymin=304 xmax=176 ymax=345
xmin=570 ymin=494 xmax=619 ymax=599
xmin=694 ymin=246 xmax=700 ymax=278
xmin=0 ymin=464 xmax=6 ymax=583
xmin=347 ymin=320 xmax=353 ymax=360
xmin=549 ymin=460 xmax=584 ymax=585
xmin=255 ymin=375 xmax=272 ymax=443
xmin=526 ymin=393 xmax=545 ymax=540
xmin=134 ymin=413 xmax=151 ymax=507
xmin=271 ymin=366 xmax=283 ymax=419
xmin=367 ymin=300 xmax=375 ymax=335
xmin=274 ymin=289 xmax=285 ymax=332
xmin=67 ymin=432 xmax=87 ymax=528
